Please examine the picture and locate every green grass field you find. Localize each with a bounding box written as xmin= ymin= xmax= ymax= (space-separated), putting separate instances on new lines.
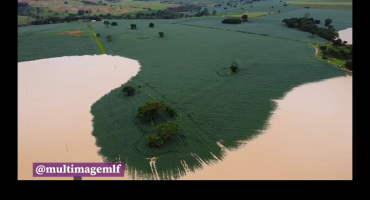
xmin=18 ymin=15 xmax=34 ymax=26
xmin=286 ymin=1 xmax=352 ymax=10
xmin=18 ymin=1 xmax=351 ymax=180
xmin=286 ymin=1 xmax=352 ymax=5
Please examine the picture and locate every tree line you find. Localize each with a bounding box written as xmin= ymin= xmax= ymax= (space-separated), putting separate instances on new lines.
xmin=282 ymin=15 xmax=338 ymax=41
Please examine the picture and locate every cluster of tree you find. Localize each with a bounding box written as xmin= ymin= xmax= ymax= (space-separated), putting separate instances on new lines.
xmin=18 ymin=2 xmax=31 ymax=16
xmin=147 ymin=123 xmax=180 ymax=148
xmin=304 ymin=6 xmax=310 ymax=9
xmin=195 ymin=8 xmax=210 ymax=17
xmin=122 ymin=86 xmax=136 ymax=96
xmin=319 ymin=40 xmax=352 ymax=70
xmin=103 ymin=21 xmax=118 ymax=27
xmin=136 ymin=101 xmax=177 ymax=125
xmin=81 ymin=1 xmax=106 ymax=5
xmin=30 ymin=15 xmax=101 ymax=25
xmin=222 ymin=18 xmax=242 ymax=24
xmin=282 ymin=16 xmax=338 ymax=41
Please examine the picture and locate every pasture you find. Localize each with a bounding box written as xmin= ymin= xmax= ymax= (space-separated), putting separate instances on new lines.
xmin=18 ymin=1 xmax=350 ymax=179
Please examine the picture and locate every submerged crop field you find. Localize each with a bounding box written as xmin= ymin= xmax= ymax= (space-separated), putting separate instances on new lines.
xmin=18 ymin=9 xmax=349 ymax=179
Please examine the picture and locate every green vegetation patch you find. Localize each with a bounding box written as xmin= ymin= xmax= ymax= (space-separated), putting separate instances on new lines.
xmin=18 ymin=23 xmax=99 ymax=62
xmin=88 ymin=20 xmax=346 ymax=179
xmin=18 ymin=15 xmax=34 ymax=26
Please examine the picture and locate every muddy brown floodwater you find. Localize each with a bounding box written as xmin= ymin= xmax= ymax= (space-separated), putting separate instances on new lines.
xmin=18 ymin=55 xmax=352 ymax=180
xmin=338 ymin=28 xmax=352 ymax=44
xmin=18 ymin=55 xmax=140 ymax=180
xmin=181 ymin=75 xmax=352 ymax=180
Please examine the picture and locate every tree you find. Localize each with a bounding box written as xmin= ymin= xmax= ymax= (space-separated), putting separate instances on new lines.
xmin=241 ymin=14 xmax=248 ymax=22
xmin=202 ymin=8 xmax=209 ymax=16
xmin=157 ymin=123 xmax=180 ymax=141
xmin=130 ymin=24 xmax=137 ymax=29
xmin=314 ymin=19 xmax=320 ymax=24
xmin=64 ymin=2 xmax=68 ymax=4
xmin=271 ymin=6 xmax=274 ymax=8
xmin=103 ymin=21 xmax=110 ymax=27
xmin=158 ymin=32 xmax=164 ymax=37
xmin=78 ymin=10 xmax=84 ymax=15
xmin=149 ymin=22 xmax=154 ymax=27
xmin=328 ymin=25 xmax=333 ymax=30
xmin=345 ymin=60 xmax=352 ymax=70
xmin=278 ymin=10 xmax=281 ymax=13
xmin=213 ymin=10 xmax=217 ymax=15
xmin=319 ymin=45 xmax=327 ymax=51
xmin=136 ymin=101 xmax=176 ymax=125
xmin=147 ymin=135 xmax=164 ymax=148
xmin=106 ymin=35 xmax=112 ymax=41
xmin=96 ymin=33 xmax=100 ymax=37
xmin=304 ymin=12 xmax=310 ymax=18
xmin=111 ymin=22 xmax=117 ymax=26
xmin=230 ymin=61 xmax=238 ymax=73
xmin=324 ymin=18 xmax=332 ymax=26
xmin=122 ymin=86 xmax=136 ymax=96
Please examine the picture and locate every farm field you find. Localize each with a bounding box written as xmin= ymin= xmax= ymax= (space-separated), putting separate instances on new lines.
xmin=286 ymin=2 xmax=352 ymax=5
xmin=169 ymin=16 xmax=328 ymax=44
xmin=18 ymin=22 xmax=98 ymax=62
xmin=18 ymin=0 xmax=177 ymax=16
xmin=18 ymin=0 xmax=352 ymax=180
xmin=203 ymin=1 xmax=301 ymax=15
xmin=286 ymin=1 xmax=352 ymax=10
xmin=18 ymin=15 xmax=34 ymax=26
xmin=260 ymin=8 xmax=352 ymax=30
xmin=85 ymin=19 xmax=345 ymax=179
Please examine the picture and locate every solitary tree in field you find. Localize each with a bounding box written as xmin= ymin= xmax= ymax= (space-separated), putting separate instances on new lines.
xmin=241 ymin=14 xmax=248 ymax=22
xmin=324 ymin=18 xmax=332 ymax=26
xmin=122 ymin=86 xmax=136 ymax=96
xmin=136 ymin=101 xmax=176 ymax=125
xmin=271 ymin=6 xmax=274 ymax=8
xmin=104 ymin=21 xmax=110 ymax=27
xmin=230 ymin=61 xmax=239 ymax=73
xmin=106 ymin=35 xmax=112 ymax=41
xmin=111 ymin=22 xmax=118 ymax=26
xmin=130 ymin=24 xmax=137 ymax=29
xmin=159 ymin=32 xmax=164 ymax=37
xmin=213 ymin=10 xmax=217 ymax=15
xmin=149 ymin=22 xmax=154 ymax=27
xmin=96 ymin=33 xmax=100 ymax=37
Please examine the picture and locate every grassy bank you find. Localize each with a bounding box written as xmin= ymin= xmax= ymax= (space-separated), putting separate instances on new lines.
xmin=86 ymin=23 xmax=106 ymax=54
